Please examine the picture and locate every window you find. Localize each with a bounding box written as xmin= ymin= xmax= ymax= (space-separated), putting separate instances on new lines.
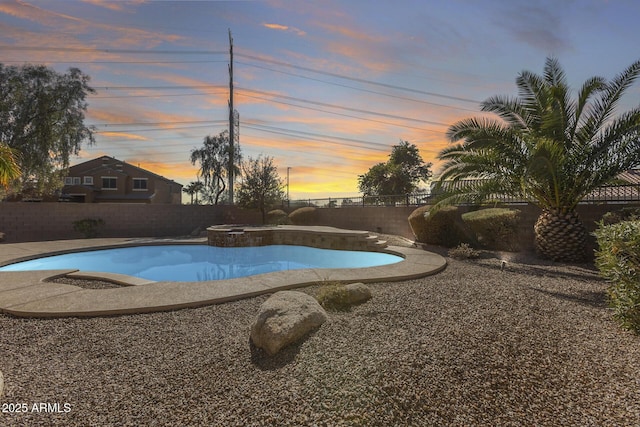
xmin=102 ymin=177 xmax=117 ymax=190
xmin=133 ymin=178 xmax=148 ymax=191
xmin=83 ymin=176 xmax=94 ymax=185
xmin=64 ymin=177 xmax=73 ymax=185
xmin=73 ymin=177 xmax=81 ymax=185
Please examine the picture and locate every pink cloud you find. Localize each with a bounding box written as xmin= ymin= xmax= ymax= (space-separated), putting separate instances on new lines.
xmin=262 ymin=22 xmax=306 ymax=37
xmin=80 ymin=0 xmax=147 ymax=12
xmin=0 ymin=0 xmax=184 ymax=50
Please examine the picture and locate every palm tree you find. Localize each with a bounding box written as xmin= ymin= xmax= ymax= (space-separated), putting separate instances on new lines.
xmin=183 ymin=181 xmax=204 ymax=204
xmin=0 ymin=143 xmax=20 ymax=188
xmin=435 ymin=57 xmax=640 ymax=261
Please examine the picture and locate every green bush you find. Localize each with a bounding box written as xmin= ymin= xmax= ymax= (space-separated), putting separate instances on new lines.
xmin=601 ymin=207 xmax=640 ymax=225
xmin=266 ymin=209 xmax=290 ymax=225
xmin=594 ymin=220 xmax=640 ymax=334
xmin=72 ymin=218 xmax=105 ymax=238
xmin=289 ymin=207 xmax=317 ymax=225
xmin=461 ymin=208 xmax=521 ymax=251
xmin=408 ymin=205 xmax=472 ymax=247
xmin=315 ymin=282 xmax=351 ymax=311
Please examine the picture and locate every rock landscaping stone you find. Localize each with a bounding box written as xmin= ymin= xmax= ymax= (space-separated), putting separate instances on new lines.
xmin=250 ymin=291 xmax=327 ymax=355
xmin=344 ymin=283 xmax=372 ymax=305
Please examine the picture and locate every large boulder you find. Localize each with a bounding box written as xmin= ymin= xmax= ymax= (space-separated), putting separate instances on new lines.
xmin=251 ymin=291 xmax=328 ymax=355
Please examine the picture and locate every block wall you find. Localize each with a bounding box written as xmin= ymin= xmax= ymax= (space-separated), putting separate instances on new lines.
xmin=0 ymin=203 xmax=261 ymax=243
xmin=1 ymin=202 xmax=637 ymax=249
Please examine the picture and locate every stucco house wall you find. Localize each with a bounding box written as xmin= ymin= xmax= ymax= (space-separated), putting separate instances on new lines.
xmin=61 ymin=156 xmax=182 ymax=204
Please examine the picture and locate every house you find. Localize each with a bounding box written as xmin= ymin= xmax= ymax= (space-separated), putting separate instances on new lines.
xmin=618 ymin=169 xmax=640 ymax=185
xmin=60 ymin=156 xmax=182 ymax=204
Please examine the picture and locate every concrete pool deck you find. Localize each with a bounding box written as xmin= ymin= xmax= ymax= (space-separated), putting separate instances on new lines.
xmin=0 ymin=235 xmax=446 ymax=318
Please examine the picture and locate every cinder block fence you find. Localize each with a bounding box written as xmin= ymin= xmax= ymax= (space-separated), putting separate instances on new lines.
xmin=1 ymin=202 xmax=637 ymax=252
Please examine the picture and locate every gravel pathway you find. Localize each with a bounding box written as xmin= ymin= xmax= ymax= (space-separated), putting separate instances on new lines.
xmin=1 ymin=244 xmax=639 ymax=426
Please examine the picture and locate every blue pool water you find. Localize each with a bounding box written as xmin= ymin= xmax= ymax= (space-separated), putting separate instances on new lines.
xmin=0 ymin=245 xmax=403 ymax=282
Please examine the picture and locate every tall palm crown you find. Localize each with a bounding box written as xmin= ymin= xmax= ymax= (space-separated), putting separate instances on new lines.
xmin=436 ymin=57 xmax=640 ymax=261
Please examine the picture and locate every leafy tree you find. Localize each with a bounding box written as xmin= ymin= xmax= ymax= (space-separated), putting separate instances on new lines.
xmin=182 ymin=181 xmax=204 ymax=204
xmin=358 ymin=140 xmax=432 ymax=197
xmin=435 ymin=57 xmax=640 ymax=261
xmin=236 ymin=156 xmax=285 ymax=223
xmin=190 ymin=130 xmax=241 ymax=205
xmin=0 ymin=144 xmax=20 ymax=188
xmin=0 ymin=64 xmax=95 ymax=195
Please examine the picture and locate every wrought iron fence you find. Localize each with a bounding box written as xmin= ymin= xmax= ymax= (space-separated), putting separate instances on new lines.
xmin=282 ymin=193 xmax=432 ymax=208
xmin=282 ymin=183 xmax=640 ymax=208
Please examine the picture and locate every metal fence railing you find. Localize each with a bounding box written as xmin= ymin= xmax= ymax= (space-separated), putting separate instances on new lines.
xmin=282 ymin=193 xmax=432 ymax=209
xmin=282 ymin=184 xmax=640 ymax=208
xmin=581 ymin=184 xmax=640 ymax=203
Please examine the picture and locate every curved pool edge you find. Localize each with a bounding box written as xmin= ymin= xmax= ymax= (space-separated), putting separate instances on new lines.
xmin=0 ymin=241 xmax=446 ymax=318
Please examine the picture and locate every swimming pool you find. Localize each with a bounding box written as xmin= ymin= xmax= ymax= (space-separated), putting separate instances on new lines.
xmin=0 ymin=245 xmax=403 ymax=282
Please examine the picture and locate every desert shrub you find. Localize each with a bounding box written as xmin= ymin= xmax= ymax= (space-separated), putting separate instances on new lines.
xmin=289 ymin=206 xmax=317 ymax=225
xmin=601 ymin=207 xmax=640 ymax=225
xmin=448 ymin=243 xmax=480 ymax=260
xmin=461 ymin=208 xmax=521 ymax=251
xmin=408 ymin=205 xmax=472 ymax=247
xmin=315 ymin=282 xmax=351 ymax=311
xmin=72 ymin=218 xmax=105 ymax=238
xmin=266 ymin=209 xmax=290 ymax=225
xmin=594 ymin=220 xmax=640 ymax=334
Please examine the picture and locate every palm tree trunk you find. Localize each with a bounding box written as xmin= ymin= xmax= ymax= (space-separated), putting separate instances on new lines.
xmin=534 ymin=208 xmax=587 ymax=262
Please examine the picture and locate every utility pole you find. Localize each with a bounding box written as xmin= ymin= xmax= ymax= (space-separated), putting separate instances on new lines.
xmin=287 ymin=167 xmax=291 ymax=202
xmin=228 ymin=28 xmax=235 ymax=204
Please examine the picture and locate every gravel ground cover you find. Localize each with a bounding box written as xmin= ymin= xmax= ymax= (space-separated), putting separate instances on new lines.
xmin=1 ymin=239 xmax=639 ymax=426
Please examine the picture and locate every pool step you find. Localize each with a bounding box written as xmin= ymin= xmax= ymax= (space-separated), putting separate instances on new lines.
xmin=365 ymin=234 xmax=388 ymax=249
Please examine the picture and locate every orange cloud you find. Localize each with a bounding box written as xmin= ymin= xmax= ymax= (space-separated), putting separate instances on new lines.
xmin=133 ymin=160 xmax=194 ymax=181
xmin=0 ymin=0 xmax=184 ymax=51
xmin=262 ymin=22 xmax=306 ymax=36
xmin=311 ymin=22 xmax=398 ymax=73
xmin=98 ymin=131 xmax=149 ymax=141
xmin=80 ymin=0 xmax=147 ymax=12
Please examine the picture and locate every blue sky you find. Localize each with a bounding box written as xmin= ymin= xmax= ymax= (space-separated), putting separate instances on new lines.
xmin=1 ymin=0 xmax=638 ymax=201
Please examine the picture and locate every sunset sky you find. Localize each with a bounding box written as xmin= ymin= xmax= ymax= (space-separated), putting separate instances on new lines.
xmin=1 ymin=0 xmax=639 ymax=202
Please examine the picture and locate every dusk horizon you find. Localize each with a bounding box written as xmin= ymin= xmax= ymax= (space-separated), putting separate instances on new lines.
xmin=1 ymin=0 xmax=638 ymax=202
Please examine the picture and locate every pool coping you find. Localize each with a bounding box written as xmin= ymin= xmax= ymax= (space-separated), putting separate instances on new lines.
xmin=0 ymin=236 xmax=446 ymax=318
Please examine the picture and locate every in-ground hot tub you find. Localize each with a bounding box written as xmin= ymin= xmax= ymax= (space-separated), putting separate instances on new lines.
xmin=207 ymin=224 xmax=389 ymax=251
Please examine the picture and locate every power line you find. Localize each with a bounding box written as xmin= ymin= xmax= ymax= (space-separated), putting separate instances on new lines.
xmin=237 ymin=86 xmax=450 ymax=128
xmin=91 ymin=91 xmax=227 ymax=99
xmin=236 ymin=91 xmax=444 ymax=134
xmin=94 ymin=124 xmax=223 ymax=133
xmin=93 ymin=120 xmax=226 ymax=127
xmin=3 ymin=60 xmax=227 ymax=65
xmin=0 ymin=45 xmax=225 ymax=55
xmin=236 ymin=60 xmax=480 ymax=112
xmin=236 ymin=51 xmax=482 ymax=104
xmin=92 ymin=85 xmax=226 ymax=91
xmin=243 ymin=122 xmax=390 ymax=151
